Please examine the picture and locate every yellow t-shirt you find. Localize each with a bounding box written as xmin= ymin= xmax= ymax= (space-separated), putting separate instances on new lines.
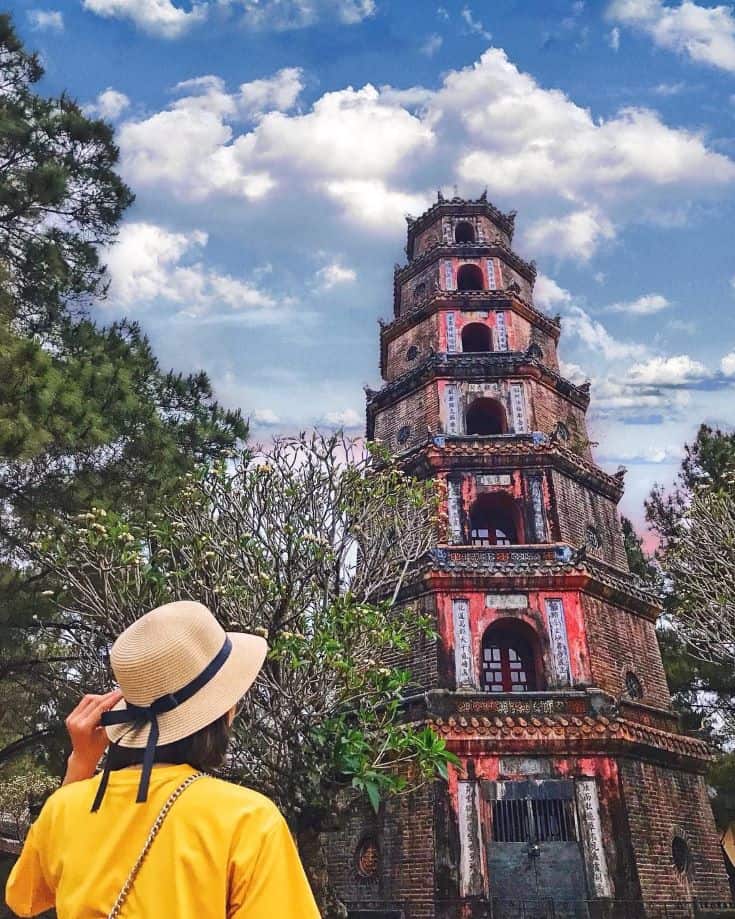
xmin=5 ymin=764 xmax=321 ymax=918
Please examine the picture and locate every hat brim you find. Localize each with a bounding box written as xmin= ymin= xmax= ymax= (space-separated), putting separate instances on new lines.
xmin=105 ymin=632 xmax=268 ymax=749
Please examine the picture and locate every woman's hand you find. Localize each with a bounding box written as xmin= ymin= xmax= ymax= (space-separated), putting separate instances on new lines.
xmin=62 ymin=690 xmax=124 ymax=785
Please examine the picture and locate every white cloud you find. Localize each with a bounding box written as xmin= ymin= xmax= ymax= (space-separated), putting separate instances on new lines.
xmin=82 ymin=0 xmax=207 ymax=37
xmin=115 ymin=45 xmax=734 ymax=249
xmin=119 ymin=81 xmax=433 ymax=212
xmin=84 ymin=88 xmax=131 ymax=121
xmin=253 ymin=408 xmax=281 ymax=425
xmin=534 ymin=274 xmax=572 ymax=310
xmin=608 ymin=0 xmax=735 ymax=73
xmin=597 ymin=443 xmax=681 ymax=463
xmin=322 ymin=408 xmax=363 ymax=427
xmin=524 ymin=209 xmax=615 ymax=261
xmin=420 ymin=34 xmax=443 ymax=56
xmin=461 ymin=6 xmax=492 ymax=40
xmin=559 ymin=360 xmax=589 ymax=384
xmin=103 ymin=222 xmax=278 ymax=319
xmin=324 ymin=179 xmax=429 ymax=229
xmin=315 ymin=262 xmax=357 ymax=289
xmin=609 ymin=25 xmax=621 ymax=48
xmin=563 ymin=306 xmax=650 ymax=361
xmin=436 ymin=48 xmax=734 ymax=203
xmin=238 ymin=68 xmax=304 ymax=117
xmin=721 ymin=352 xmax=735 ymax=376
xmin=607 ymin=293 xmax=671 ymax=314
xmin=235 ymin=0 xmax=376 ymax=29
xmin=627 ymin=354 xmax=709 ymax=385
xmin=27 ymin=9 xmax=64 ymax=30
xmin=652 ymin=80 xmax=686 ymax=95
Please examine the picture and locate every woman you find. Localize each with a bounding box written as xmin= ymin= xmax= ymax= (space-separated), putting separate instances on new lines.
xmin=5 ymin=600 xmax=321 ymax=918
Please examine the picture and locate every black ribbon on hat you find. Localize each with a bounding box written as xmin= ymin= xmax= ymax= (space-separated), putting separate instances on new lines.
xmin=91 ymin=635 xmax=233 ymax=812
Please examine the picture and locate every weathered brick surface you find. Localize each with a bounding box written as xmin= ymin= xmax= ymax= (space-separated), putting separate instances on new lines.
xmin=582 ymin=595 xmax=671 ymax=707
xmin=382 ymin=594 xmax=439 ymax=691
xmin=411 ymin=214 xmax=512 ymax=259
xmin=549 ymin=469 xmax=628 ymax=567
xmin=327 ymin=785 xmax=438 ymax=919
xmin=397 ymin=253 xmax=534 ymax=316
xmin=384 ymin=308 xmax=560 ymax=381
xmin=385 ymin=313 xmax=441 ymax=382
xmin=620 ymin=759 xmax=731 ymax=901
xmin=527 ymin=384 xmax=590 ymax=455
xmin=372 ymin=382 xmax=440 ymax=453
xmin=350 ymin=196 xmax=732 ymax=916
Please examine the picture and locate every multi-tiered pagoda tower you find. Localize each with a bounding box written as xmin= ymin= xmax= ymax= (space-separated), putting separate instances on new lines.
xmin=327 ymin=193 xmax=730 ymax=919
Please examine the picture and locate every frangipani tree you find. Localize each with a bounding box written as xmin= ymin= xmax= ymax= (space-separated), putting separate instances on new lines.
xmin=663 ymin=474 xmax=735 ymax=673
xmin=38 ymin=432 xmax=457 ymax=916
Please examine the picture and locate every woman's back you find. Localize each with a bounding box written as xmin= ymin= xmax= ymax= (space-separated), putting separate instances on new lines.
xmin=7 ymin=764 xmax=318 ymax=919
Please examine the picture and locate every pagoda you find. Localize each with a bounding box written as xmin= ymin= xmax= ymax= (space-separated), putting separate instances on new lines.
xmin=326 ymin=193 xmax=731 ymax=919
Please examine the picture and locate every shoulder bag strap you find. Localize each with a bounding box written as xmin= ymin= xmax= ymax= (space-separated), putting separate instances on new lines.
xmin=107 ymin=771 xmax=206 ymax=919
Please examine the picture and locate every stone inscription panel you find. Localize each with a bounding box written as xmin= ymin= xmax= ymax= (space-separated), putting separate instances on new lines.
xmin=576 ymin=778 xmax=612 ymax=897
xmin=495 ymin=311 xmax=508 ymax=350
xmin=452 ymin=598 xmax=475 ymax=689
xmin=457 ymin=780 xmax=484 ymax=897
xmin=485 ymin=593 xmax=528 ymax=609
xmin=545 ymin=598 xmax=572 ymax=686
xmin=445 ymin=383 xmax=460 ymax=435
xmin=447 ymin=479 xmax=462 ymax=544
xmin=476 ymin=473 xmax=512 ymax=487
xmin=453 ymin=697 xmax=589 ymax=717
xmin=445 ymin=312 xmax=457 ymax=353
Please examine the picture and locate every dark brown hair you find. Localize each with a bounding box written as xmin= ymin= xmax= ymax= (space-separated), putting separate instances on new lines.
xmin=107 ymin=712 xmax=231 ymax=773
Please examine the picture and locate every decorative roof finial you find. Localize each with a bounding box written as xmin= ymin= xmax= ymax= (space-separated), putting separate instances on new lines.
xmin=479 ymin=188 xmax=488 ymax=202
xmin=437 ymin=188 xmax=445 ymax=203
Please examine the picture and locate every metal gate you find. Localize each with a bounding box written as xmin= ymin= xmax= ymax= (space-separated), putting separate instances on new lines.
xmin=484 ymin=780 xmax=589 ymax=919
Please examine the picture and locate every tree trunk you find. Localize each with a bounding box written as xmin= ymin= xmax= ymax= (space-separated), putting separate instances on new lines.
xmin=297 ymin=824 xmax=348 ymax=919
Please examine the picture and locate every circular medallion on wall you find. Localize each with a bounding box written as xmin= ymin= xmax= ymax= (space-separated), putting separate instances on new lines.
xmin=354 ymin=834 xmax=380 ymax=879
xmin=406 ymin=345 xmax=419 ymax=362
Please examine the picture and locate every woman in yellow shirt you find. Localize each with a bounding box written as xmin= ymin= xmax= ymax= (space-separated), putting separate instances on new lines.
xmin=5 ymin=600 xmax=321 ymax=918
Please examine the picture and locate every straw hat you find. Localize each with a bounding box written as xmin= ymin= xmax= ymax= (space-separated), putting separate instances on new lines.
xmin=105 ymin=600 xmax=267 ymax=749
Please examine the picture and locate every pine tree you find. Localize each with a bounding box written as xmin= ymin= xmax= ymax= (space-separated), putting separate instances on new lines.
xmin=0 ymin=15 xmax=247 ymax=767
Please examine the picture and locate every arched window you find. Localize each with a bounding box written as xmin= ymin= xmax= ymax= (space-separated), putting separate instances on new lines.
xmin=465 ymin=397 xmax=507 ymax=436
xmin=481 ymin=620 xmax=540 ymax=693
xmin=457 ymin=264 xmax=484 ymax=292
xmin=527 ymin=343 xmax=543 ymax=361
xmin=469 ymin=492 xmax=521 ymax=546
xmin=454 ymin=221 xmax=475 ymax=244
xmin=461 ymin=323 xmax=492 ymax=353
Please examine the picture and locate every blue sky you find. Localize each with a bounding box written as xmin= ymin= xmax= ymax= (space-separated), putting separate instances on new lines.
xmin=10 ymin=0 xmax=735 ymax=533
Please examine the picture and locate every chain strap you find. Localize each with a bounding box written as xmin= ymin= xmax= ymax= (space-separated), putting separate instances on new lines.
xmin=107 ymin=771 xmax=206 ymax=919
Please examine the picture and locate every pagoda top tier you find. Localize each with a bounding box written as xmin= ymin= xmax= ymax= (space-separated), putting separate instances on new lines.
xmin=405 ymin=190 xmax=516 ymax=261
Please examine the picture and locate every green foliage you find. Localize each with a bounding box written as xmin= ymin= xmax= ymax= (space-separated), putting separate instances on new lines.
xmin=620 ymin=516 xmax=658 ymax=585
xmin=0 ymin=15 xmax=247 ymax=771
xmin=36 ymin=435 xmax=457 ymax=834
xmin=0 ymin=13 xmax=132 ymax=334
xmin=643 ymin=425 xmax=735 ymax=826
